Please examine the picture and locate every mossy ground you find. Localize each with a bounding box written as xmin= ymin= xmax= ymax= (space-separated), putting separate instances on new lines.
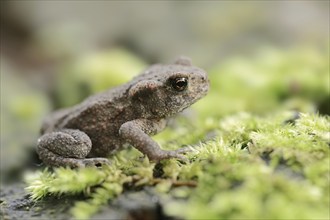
xmin=25 ymin=47 xmax=329 ymax=219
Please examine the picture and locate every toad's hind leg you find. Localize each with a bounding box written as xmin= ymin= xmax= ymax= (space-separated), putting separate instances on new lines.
xmin=37 ymin=129 xmax=110 ymax=168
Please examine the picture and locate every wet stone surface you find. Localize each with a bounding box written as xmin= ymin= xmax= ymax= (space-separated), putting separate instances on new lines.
xmin=0 ymin=183 xmax=172 ymax=220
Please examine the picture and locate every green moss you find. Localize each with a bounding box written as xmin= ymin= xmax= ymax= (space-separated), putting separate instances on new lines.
xmin=25 ymin=48 xmax=329 ymax=219
xmin=25 ymin=111 xmax=330 ymax=219
xmin=163 ymin=112 xmax=329 ymax=219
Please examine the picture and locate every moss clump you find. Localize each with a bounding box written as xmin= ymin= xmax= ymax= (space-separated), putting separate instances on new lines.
xmin=25 ymin=111 xmax=330 ymax=219
xmin=164 ymin=112 xmax=329 ymax=219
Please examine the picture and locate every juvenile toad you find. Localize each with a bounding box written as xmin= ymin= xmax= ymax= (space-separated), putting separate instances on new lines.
xmin=37 ymin=57 xmax=209 ymax=167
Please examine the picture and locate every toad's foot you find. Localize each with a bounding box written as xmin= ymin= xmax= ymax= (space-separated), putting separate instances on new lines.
xmin=77 ymin=158 xmax=111 ymax=168
xmin=152 ymin=146 xmax=193 ymax=162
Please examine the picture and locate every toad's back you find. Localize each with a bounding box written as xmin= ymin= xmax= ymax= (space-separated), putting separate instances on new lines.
xmin=41 ymin=89 xmax=134 ymax=134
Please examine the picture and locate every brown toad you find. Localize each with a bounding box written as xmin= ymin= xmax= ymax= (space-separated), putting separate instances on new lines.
xmin=37 ymin=57 xmax=209 ymax=167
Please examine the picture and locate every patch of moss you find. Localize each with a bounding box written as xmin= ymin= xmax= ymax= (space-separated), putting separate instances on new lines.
xmin=25 ymin=111 xmax=329 ymax=219
xmin=164 ymin=112 xmax=329 ymax=219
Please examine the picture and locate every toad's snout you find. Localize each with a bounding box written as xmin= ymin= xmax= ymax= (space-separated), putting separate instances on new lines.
xmin=190 ymin=70 xmax=209 ymax=98
xmin=198 ymin=71 xmax=210 ymax=94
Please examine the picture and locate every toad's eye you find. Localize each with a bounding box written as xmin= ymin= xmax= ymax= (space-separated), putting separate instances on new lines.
xmin=170 ymin=77 xmax=188 ymax=91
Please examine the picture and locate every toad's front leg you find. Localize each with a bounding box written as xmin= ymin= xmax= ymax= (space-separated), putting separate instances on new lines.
xmin=119 ymin=119 xmax=190 ymax=161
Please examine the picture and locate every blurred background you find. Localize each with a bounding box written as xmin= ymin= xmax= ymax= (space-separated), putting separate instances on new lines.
xmin=0 ymin=1 xmax=329 ymax=179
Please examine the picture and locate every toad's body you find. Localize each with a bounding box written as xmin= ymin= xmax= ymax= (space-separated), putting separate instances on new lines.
xmin=37 ymin=57 xmax=209 ymax=167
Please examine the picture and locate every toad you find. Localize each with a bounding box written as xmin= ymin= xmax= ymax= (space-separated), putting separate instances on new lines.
xmin=37 ymin=56 xmax=209 ymax=167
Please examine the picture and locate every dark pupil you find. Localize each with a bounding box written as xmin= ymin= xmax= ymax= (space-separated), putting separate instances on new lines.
xmin=172 ymin=77 xmax=188 ymax=91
